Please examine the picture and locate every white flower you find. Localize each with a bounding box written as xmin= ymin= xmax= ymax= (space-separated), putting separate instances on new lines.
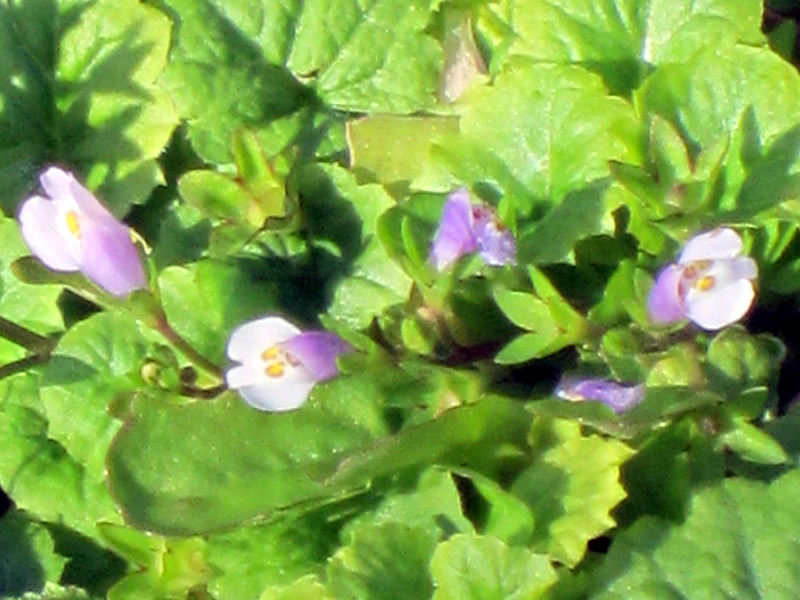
xmin=17 ymin=166 xmax=146 ymax=296
xmin=225 ymin=316 xmax=352 ymax=411
xmin=647 ymin=228 xmax=758 ymax=330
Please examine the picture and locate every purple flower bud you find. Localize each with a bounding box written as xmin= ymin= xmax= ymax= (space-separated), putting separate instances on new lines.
xmin=17 ymin=167 xmax=147 ymax=297
xmin=555 ymin=377 xmax=645 ymax=414
xmin=647 ymin=228 xmax=758 ymax=330
xmin=225 ymin=316 xmax=353 ymax=411
xmin=430 ymin=188 xmax=516 ymax=271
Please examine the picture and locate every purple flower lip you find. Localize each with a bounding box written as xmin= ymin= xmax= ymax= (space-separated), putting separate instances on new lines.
xmin=647 ymin=228 xmax=758 ymax=331
xmin=225 ymin=316 xmax=353 ymax=412
xmin=429 ymin=188 xmax=516 ymax=271
xmin=17 ymin=166 xmax=147 ymax=297
xmin=555 ymin=377 xmax=645 ymax=414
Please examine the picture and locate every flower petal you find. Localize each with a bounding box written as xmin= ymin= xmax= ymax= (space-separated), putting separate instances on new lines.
xmin=678 ymin=228 xmax=743 ymax=263
xmin=39 ymin=167 xmax=78 ymax=202
xmin=647 ymin=264 xmax=685 ymax=324
xmin=279 ymin=331 xmax=352 ymax=381
xmin=430 ymin=188 xmax=479 ymax=271
xmin=18 ymin=195 xmax=81 ymax=271
xmin=556 ymin=377 xmax=644 ymax=414
xmin=80 ymin=218 xmax=146 ymax=296
xmin=226 ymin=316 xmax=302 ymax=363
xmin=476 ymin=220 xmax=516 ymax=266
xmin=684 ymin=278 xmax=755 ymax=330
xmin=231 ymin=368 xmax=316 ymax=412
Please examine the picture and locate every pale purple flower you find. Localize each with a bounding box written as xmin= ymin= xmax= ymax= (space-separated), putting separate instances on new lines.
xmin=647 ymin=228 xmax=758 ymax=331
xmin=430 ymin=188 xmax=516 ymax=271
xmin=226 ymin=316 xmax=353 ymax=411
xmin=17 ymin=166 xmax=147 ymax=297
xmin=555 ymin=377 xmax=645 ymax=414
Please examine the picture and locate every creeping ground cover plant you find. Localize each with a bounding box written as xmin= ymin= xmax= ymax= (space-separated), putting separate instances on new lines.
xmin=6 ymin=0 xmax=800 ymax=598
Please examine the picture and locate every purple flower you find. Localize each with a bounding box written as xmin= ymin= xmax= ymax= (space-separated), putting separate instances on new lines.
xmin=555 ymin=377 xmax=645 ymax=414
xmin=430 ymin=188 xmax=516 ymax=271
xmin=18 ymin=167 xmax=147 ymax=297
xmin=647 ymin=228 xmax=758 ymax=330
xmin=225 ymin=316 xmax=353 ymax=411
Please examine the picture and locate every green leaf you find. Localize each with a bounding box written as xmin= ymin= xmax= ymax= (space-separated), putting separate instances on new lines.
xmin=158 ymin=260 xmax=281 ymax=365
xmin=494 ymin=331 xmax=561 ymax=365
xmin=326 ymin=523 xmax=436 ymax=600
xmin=511 ymin=419 xmax=632 ymax=567
xmin=517 ymin=182 xmax=614 ymax=265
xmin=301 ymin=164 xmax=412 ymax=328
xmin=492 ymin=290 xmax=556 ymax=333
xmin=340 ymin=468 xmax=473 ymax=542
xmin=288 ymin=0 xmax=442 ymax=113
xmin=429 ymin=533 xmax=557 ymax=600
xmin=719 ymin=417 xmax=790 ymax=466
xmin=510 ymin=0 xmax=763 ymax=93
xmin=106 ymin=371 xmax=391 ymax=535
xmin=705 ymin=327 xmax=784 ymax=404
xmin=439 ymin=60 xmax=638 ymax=214
xmin=462 ymin=471 xmax=534 ymax=545
xmin=326 ymin=397 xmax=532 ymax=491
xmin=347 ymin=115 xmax=458 ymax=194
xmin=637 ymin=45 xmax=800 ymax=224
xmin=0 ymin=372 xmax=122 ymax=539
xmin=592 ymin=469 xmax=800 ymax=599
xmin=39 ymin=312 xmax=156 ymax=479
xmin=0 ymin=0 xmax=178 ymax=214
xmin=0 ymin=511 xmax=66 ymax=598
xmin=159 ymin=0 xmax=309 ymax=164
xmin=0 ymin=217 xmax=63 ymax=364
xmin=207 ymin=515 xmax=338 ymax=600
xmin=328 ymin=241 xmax=412 ymax=330
xmin=259 ymin=576 xmax=333 ymax=600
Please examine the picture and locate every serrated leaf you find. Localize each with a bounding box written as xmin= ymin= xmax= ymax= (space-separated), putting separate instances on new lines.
xmin=326 ymin=523 xmax=436 ymax=600
xmin=510 ymin=0 xmax=763 ymax=93
xmin=439 ymin=61 xmax=637 ymax=214
xmin=259 ymin=576 xmax=333 ymax=600
xmin=288 ymin=0 xmax=442 ymax=113
xmin=0 ymin=0 xmax=177 ymax=214
xmin=592 ymin=469 xmax=800 ymax=599
xmin=430 ymin=533 xmax=557 ymax=600
xmin=511 ymin=419 xmax=632 ymax=567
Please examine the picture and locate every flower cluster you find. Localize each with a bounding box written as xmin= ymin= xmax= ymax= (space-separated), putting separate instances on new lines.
xmin=647 ymin=228 xmax=758 ymax=330
xmin=226 ymin=316 xmax=353 ymax=411
xmin=429 ymin=188 xmax=516 ymax=271
xmin=18 ymin=167 xmax=146 ymax=297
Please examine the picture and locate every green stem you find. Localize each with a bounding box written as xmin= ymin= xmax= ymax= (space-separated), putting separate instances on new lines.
xmin=0 ymin=354 xmax=50 ymax=381
xmin=0 ymin=316 xmax=54 ymax=355
xmin=152 ymin=311 xmax=224 ymax=381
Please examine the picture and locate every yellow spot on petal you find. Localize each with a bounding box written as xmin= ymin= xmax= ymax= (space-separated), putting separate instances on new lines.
xmin=265 ymin=362 xmax=285 ymax=378
xmin=65 ymin=211 xmax=81 ymax=239
xmin=261 ymin=346 xmax=279 ymax=361
xmin=695 ymin=275 xmax=715 ymax=292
